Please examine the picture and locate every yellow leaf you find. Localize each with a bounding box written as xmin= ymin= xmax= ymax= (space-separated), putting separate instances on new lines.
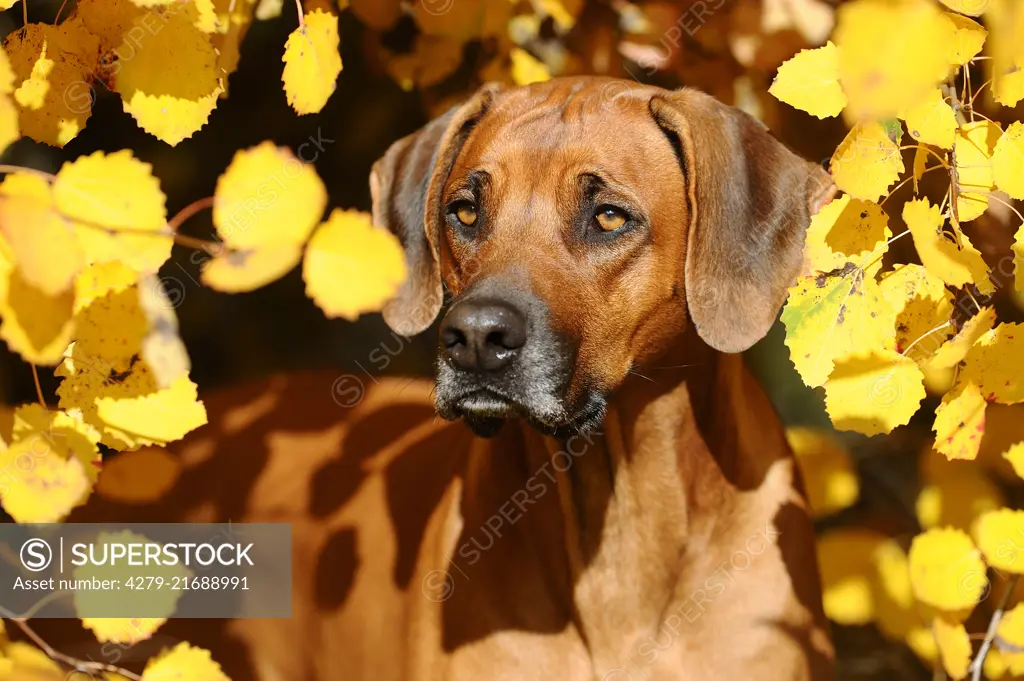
xmin=536 ymin=0 xmax=582 ymax=31
xmin=0 ymin=268 xmax=74 ymax=365
xmin=955 ymin=120 xmax=1002 ymax=222
xmin=212 ymin=141 xmax=327 ymax=250
xmin=958 ymin=323 xmax=1024 ymax=404
xmin=200 ymin=245 xmax=303 ymax=293
xmin=782 ymin=264 xmax=896 ymax=388
xmin=817 ymin=528 xmax=887 ymax=625
xmin=75 ymin=530 xmax=190 ymax=625
xmin=903 ymin=198 xmax=992 ymax=292
xmin=835 ymin=0 xmax=950 ymax=121
xmin=931 ymin=307 xmax=997 ymax=370
xmin=934 ymin=384 xmax=987 ymax=461
xmin=993 ymin=120 xmax=1024 ymax=200
xmin=908 ymin=527 xmax=987 ymax=613
xmin=831 ymin=122 xmax=904 ymax=201
xmin=73 ymin=260 xmax=139 ymax=313
xmin=916 ymin=461 xmax=1003 ymax=542
xmin=903 ymin=88 xmax=957 ymax=149
xmin=12 ymin=40 xmax=53 ymax=110
xmin=282 ymin=9 xmax=342 ymax=115
xmin=3 ymin=21 xmax=98 ymax=147
xmin=88 ymin=376 xmax=207 ymax=450
xmin=878 ymin=263 xmax=954 ymax=359
xmin=54 ymin=150 xmax=171 ymax=273
xmin=939 ymin=0 xmax=988 ymax=16
xmin=824 ymin=349 xmax=927 ymax=436
xmin=942 ymin=13 xmax=986 ymax=66
xmin=769 ymin=42 xmax=847 ymax=119
xmin=785 ymin=426 xmax=859 ymax=518
xmin=802 ymin=195 xmax=891 ymax=275
xmin=0 ymin=173 xmax=83 ymax=296
xmin=113 ymin=8 xmax=222 ymax=144
xmin=933 ymin=617 xmax=971 ymax=680
xmin=510 ymin=48 xmax=550 ymax=86
xmin=81 ymin=617 xmax=167 ymax=645
xmin=10 ymin=404 xmax=102 ymax=483
xmin=141 ymin=642 xmax=230 ymax=681
xmin=303 ymin=208 xmax=407 ymax=321
xmin=96 ymin=447 xmax=181 ymax=504
xmin=1005 ymin=442 xmax=1024 ymax=479
xmin=4 ymin=641 xmax=63 ymax=677
xmin=977 ymin=508 xmax=1024 ymax=573
xmin=0 ymin=434 xmax=94 ymax=523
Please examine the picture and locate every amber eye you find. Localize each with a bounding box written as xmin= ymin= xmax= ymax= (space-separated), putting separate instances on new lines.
xmin=594 ymin=206 xmax=628 ymax=232
xmin=455 ymin=204 xmax=478 ymax=227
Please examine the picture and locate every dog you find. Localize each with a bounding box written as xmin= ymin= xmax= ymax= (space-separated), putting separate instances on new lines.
xmin=71 ymin=76 xmax=837 ymax=681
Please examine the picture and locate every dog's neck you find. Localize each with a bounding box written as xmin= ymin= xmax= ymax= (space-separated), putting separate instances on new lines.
xmin=453 ymin=330 xmax=794 ymax=664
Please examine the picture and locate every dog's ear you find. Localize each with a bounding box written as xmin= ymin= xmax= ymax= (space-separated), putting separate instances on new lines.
xmin=649 ymin=88 xmax=836 ymax=353
xmin=371 ymin=84 xmax=503 ymax=336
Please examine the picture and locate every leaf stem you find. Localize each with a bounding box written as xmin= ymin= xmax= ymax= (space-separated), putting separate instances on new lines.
xmin=7 ymin=618 xmax=143 ymax=681
xmin=29 ymin=364 xmax=45 ymax=408
xmin=294 ymin=0 xmax=304 ymax=27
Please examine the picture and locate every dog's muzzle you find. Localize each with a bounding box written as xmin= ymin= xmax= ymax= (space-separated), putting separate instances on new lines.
xmin=433 ymin=283 xmax=600 ymax=438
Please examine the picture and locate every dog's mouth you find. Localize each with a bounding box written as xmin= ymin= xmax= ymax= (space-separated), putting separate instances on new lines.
xmin=442 ymin=384 xmax=606 ymax=439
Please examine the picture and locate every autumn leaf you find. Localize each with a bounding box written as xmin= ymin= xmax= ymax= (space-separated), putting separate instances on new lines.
xmin=54 ymin=150 xmax=171 ymax=274
xmin=201 ymin=245 xmax=303 ymax=293
xmin=830 ymin=122 xmax=904 ymax=201
xmin=933 ymin=384 xmax=987 ymax=461
xmin=823 ymin=349 xmax=927 ymax=436
xmin=976 ymin=508 xmax=1024 ymax=573
xmin=954 ymin=120 xmax=1001 ymax=222
xmin=303 ymin=209 xmax=407 ymax=321
xmin=941 ymin=13 xmax=986 ymax=66
xmin=213 ymin=141 xmax=327 ymax=250
xmin=930 ymin=307 xmax=997 ymax=370
xmin=993 ymin=120 xmax=1024 ymax=200
xmin=769 ymin=42 xmax=847 ymax=119
xmin=878 ymin=264 xmax=953 ymax=358
xmin=782 ymin=263 xmax=896 ymax=388
xmin=903 ymin=198 xmax=992 ymax=293
xmin=510 ymin=48 xmax=551 ymax=86
xmin=802 ymin=195 xmax=891 ymax=275
xmin=817 ymin=528 xmax=887 ymax=625
xmin=902 ymin=88 xmax=957 ymax=149
xmin=908 ymin=527 xmax=986 ymax=614
xmin=958 ymin=323 xmax=1024 ymax=404
xmin=141 ymin=643 xmax=230 ymax=681
xmin=932 ymin=617 xmax=971 ymax=680
xmin=282 ymin=9 xmax=342 ymax=115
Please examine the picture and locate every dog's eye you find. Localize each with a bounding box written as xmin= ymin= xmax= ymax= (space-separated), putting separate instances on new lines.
xmin=454 ymin=203 xmax=478 ymax=227
xmin=593 ymin=206 xmax=628 ymax=232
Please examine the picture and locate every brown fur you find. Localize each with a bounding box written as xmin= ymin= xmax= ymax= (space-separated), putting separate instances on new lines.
xmin=69 ymin=77 xmax=834 ymax=680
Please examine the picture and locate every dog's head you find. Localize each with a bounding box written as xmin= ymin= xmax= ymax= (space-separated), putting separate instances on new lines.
xmin=370 ymin=77 xmax=834 ymax=437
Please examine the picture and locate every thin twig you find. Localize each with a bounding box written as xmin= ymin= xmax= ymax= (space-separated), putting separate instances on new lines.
xmin=29 ymin=365 xmax=45 ymax=408
xmin=7 ymin=618 xmax=143 ymax=681
xmin=970 ymin=574 xmax=1021 ymax=681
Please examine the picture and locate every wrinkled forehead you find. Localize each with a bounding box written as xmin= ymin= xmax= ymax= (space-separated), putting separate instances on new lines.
xmin=449 ymin=83 xmax=676 ymax=190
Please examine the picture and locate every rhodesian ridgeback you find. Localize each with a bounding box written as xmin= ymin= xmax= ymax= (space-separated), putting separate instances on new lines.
xmin=74 ymin=76 xmax=837 ymax=680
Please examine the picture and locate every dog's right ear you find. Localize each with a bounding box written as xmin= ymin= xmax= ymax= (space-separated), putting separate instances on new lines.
xmin=371 ymin=85 xmax=502 ymax=336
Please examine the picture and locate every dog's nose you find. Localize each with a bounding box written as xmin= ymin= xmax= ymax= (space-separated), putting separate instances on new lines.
xmin=440 ymin=300 xmax=527 ymax=372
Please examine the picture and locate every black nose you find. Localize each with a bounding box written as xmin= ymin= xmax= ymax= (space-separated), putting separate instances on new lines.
xmin=440 ymin=300 xmax=527 ymax=372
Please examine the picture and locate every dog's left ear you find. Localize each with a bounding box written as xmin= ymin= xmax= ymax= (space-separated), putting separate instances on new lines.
xmin=649 ymin=88 xmax=836 ymax=353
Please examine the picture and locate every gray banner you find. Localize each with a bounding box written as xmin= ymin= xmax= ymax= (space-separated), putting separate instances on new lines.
xmin=0 ymin=523 xmax=292 ymax=618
